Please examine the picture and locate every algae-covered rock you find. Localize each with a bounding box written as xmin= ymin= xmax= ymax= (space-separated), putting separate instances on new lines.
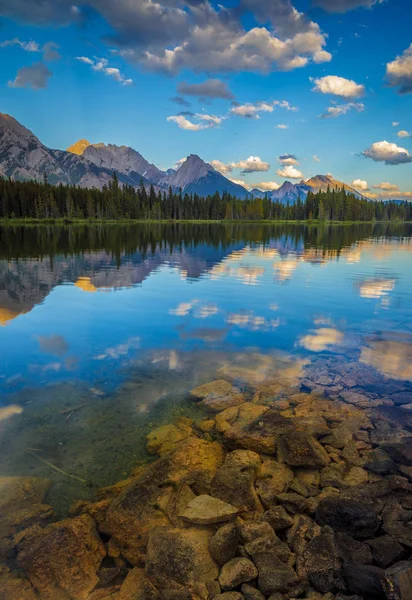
xmin=103 ymin=438 xmax=224 ymax=564
xmin=316 ymin=497 xmax=380 ymax=540
xmin=255 ymin=460 xmax=294 ymax=507
xmin=145 ymin=526 xmax=218 ymax=597
xmin=16 ymin=514 xmax=106 ymax=600
xmin=277 ymin=432 xmax=330 ymax=468
xmin=179 ymin=494 xmax=239 ymax=525
xmin=0 ymin=566 xmax=38 ymax=600
xmin=210 ymin=450 xmax=263 ymax=516
xmin=146 ymin=421 xmax=193 ymax=455
xmin=200 ymin=393 xmax=245 ymax=413
xmin=209 ymin=522 xmax=240 ymax=566
xmin=219 ymin=558 xmax=258 ymax=591
xmin=190 ymin=380 xmax=233 ymax=400
xmin=223 ymin=407 xmax=293 ymax=454
xmin=117 ymin=567 xmax=160 ymax=600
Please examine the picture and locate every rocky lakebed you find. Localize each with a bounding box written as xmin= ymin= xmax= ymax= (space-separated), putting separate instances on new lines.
xmin=2 ymin=367 xmax=412 ymax=600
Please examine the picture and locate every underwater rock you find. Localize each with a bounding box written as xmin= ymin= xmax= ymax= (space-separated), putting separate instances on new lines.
xmin=261 ymin=506 xmax=294 ymax=531
xmin=296 ymin=532 xmax=345 ymax=593
xmin=223 ymin=406 xmax=294 ymax=454
xmin=199 ymin=393 xmax=245 ymax=413
xmin=210 ymin=450 xmax=263 ymax=516
xmin=219 ymin=558 xmax=258 ymax=591
xmin=0 ymin=566 xmax=38 ymax=600
xmin=179 ymin=495 xmax=239 ymax=525
xmin=245 ymin=536 xmax=298 ymax=595
xmin=145 ymin=525 xmax=218 ymax=598
xmin=383 ymin=561 xmax=412 ymax=600
xmin=103 ymin=437 xmax=224 ymax=563
xmin=255 ymin=460 xmax=294 ymax=507
xmin=277 ymin=431 xmax=330 ymax=468
xmin=316 ymin=498 xmax=380 ymax=540
xmin=240 ymin=583 xmax=265 ymax=600
xmin=16 ymin=514 xmax=106 ymax=600
xmin=240 ymin=521 xmax=275 ymax=543
xmin=209 ymin=522 xmax=240 ymax=566
xmin=335 ymin=532 xmax=373 ymax=565
xmin=117 ymin=567 xmax=159 ymax=600
xmin=190 ymin=380 xmax=234 ymax=400
xmin=146 ymin=421 xmax=193 ymax=455
xmin=366 ymin=536 xmax=408 ymax=569
xmin=343 ymin=563 xmax=385 ymax=597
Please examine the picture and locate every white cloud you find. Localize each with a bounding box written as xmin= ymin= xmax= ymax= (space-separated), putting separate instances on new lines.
xmin=276 ymin=124 xmax=289 ymax=129
xmin=167 ymin=115 xmax=209 ymax=131
xmin=210 ymin=160 xmax=233 ymax=174
xmin=230 ymin=99 xmax=298 ymax=119
xmin=277 ymin=165 xmax=303 ymax=179
xmin=230 ymin=101 xmax=274 ymax=119
xmin=351 ymin=179 xmax=369 ymax=191
xmin=195 ymin=113 xmax=224 ymax=126
xmin=279 ymin=154 xmax=299 ymax=166
xmin=386 ymin=44 xmax=412 ymax=95
xmin=373 ymin=182 xmax=400 ymax=191
xmin=231 ymin=156 xmax=270 ymax=173
xmin=76 ymin=56 xmax=132 ymax=85
xmin=320 ymin=102 xmax=364 ymax=118
xmin=398 ymin=130 xmax=411 ymax=138
xmin=311 ymin=75 xmax=365 ymax=98
xmin=362 ymin=140 xmax=412 ymax=165
xmin=313 ymin=155 xmax=321 ymax=162
xmin=392 ymin=121 xmax=400 ymax=126
xmin=251 ymin=181 xmax=281 ymax=191
xmin=229 ymin=177 xmax=248 ymax=187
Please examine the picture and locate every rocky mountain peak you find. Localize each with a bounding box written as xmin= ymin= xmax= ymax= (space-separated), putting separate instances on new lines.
xmin=0 ymin=113 xmax=38 ymax=140
xmin=67 ymin=139 xmax=92 ymax=155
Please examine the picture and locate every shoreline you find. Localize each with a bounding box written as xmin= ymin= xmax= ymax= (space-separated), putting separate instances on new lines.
xmin=0 ymin=218 xmax=411 ymax=226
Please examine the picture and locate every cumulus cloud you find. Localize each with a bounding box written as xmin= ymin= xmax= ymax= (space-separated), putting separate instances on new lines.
xmin=252 ymin=181 xmax=281 ymax=191
xmin=320 ymin=102 xmax=364 ymax=118
xmin=195 ymin=113 xmax=224 ymax=125
xmin=8 ymin=61 xmax=52 ymax=89
xmin=398 ymin=130 xmax=411 ymax=138
xmin=210 ymin=160 xmax=233 ymax=174
xmin=373 ymin=182 xmax=400 ymax=191
xmin=313 ymin=0 xmax=384 ymax=12
xmin=311 ymin=75 xmax=365 ymax=98
xmin=177 ymin=79 xmax=234 ymax=100
xmin=351 ymin=179 xmax=369 ymax=191
xmin=273 ymin=100 xmax=298 ymax=111
xmin=276 ymin=124 xmax=289 ymax=129
xmin=230 ymin=101 xmax=274 ymax=118
xmin=277 ymin=165 xmax=303 ymax=179
xmin=279 ymin=154 xmax=299 ymax=165
xmin=76 ymin=56 xmax=133 ymax=85
xmin=229 ymin=177 xmax=248 ymax=187
xmin=167 ymin=115 xmax=209 ymax=131
xmin=362 ymin=140 xmax=412 ymax=165
xmin=231 ymin=156 xmax=270 ymax=173
xmin=42 ymin=41 xmax=61 ymax=61
xmin=386 ymin=44 xmax=412 ymax=95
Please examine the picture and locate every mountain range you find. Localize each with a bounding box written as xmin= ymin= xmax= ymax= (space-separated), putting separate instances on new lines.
xmin=0 ymin=112 xmax=367 ymax=204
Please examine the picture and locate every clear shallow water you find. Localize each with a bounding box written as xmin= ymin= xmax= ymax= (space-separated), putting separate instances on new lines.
xmin=0 ymin=223 xmax=411 ymax=512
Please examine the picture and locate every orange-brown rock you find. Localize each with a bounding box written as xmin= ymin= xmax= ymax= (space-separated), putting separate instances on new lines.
xmin=17 ymin=514 xmax=106 ymax=600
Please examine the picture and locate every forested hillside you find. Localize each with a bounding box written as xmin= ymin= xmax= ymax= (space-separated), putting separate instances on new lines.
xmin=0 ymin=174 xmax=410 ymax=222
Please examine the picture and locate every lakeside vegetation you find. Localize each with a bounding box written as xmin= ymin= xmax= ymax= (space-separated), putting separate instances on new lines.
xmin=1 ymin=173 xmax=411 ymax=222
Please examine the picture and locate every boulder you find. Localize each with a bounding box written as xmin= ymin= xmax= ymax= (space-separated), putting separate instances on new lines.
xmin=146 ymin=421 xmax=192 ymax=455
xmin=366 ymin=535 xmax=408 ymax=569
xmin=200 ymin=394 xmax=245 ymax=413
xmin=335 ymin=533 xmax=372 ymax=565
xmin=296 ymin=532 xmax=345 ymax=593
xmin=316 ymin=498 xmax=380 ymax=540
xmin=190 ymin=380 xmax=234 ymax=400
xmin=222 ymin=407 xmax=294 ymax=454
xmin=240 ymin=521 xmax=275 ymax=543
xmin=277 ymin=432 xmax=330 ymax=468
xmin=384 ymin=442 xmax=412 ymax=466
xmin=255 ymin=461 xmax=293 ymax=507
xmin=209 ymin=522 xmax=240 ymax=566
xmin=219 ymin=558 xmax=258 ymax=590
xmin=383 ymin=561 xmax=412 ymax=600
xmin=343 ymin=564 xmax=385 ymax=597
xmin=145 ymin=526 xmax=218 ymax=598
xmin=117 ymin=567 xmax=160 ymax=600
xmin=103 ymin=438 xmax=224 ymax=563
xmin=240 ymin=584 xmax=265 ymax=600
xmin=244 ymin=536 xmax=298 ymax=594
xmin=210 ymin=450 xmax=263 ymax=516
xmin=16 ymin=514 xmax=106 ymax=600
xmin=262 ymin=506 xmax=294 ymax=531
xmin=179 ymin=495 xmax=239 ymax=525
xmin=286 ymin=514 xmax=321 ymax=555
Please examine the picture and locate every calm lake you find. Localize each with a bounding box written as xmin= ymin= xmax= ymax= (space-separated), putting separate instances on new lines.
xmin=1 ymin=222 xmax=412 ymax=513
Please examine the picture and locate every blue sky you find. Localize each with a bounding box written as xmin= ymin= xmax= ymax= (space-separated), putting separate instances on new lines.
xmin=0 ymin=0 xmax=411 ymax=197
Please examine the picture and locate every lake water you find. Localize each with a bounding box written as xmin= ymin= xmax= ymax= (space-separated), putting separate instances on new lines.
xmin=1 ymin=222 xmax=412 ymax=513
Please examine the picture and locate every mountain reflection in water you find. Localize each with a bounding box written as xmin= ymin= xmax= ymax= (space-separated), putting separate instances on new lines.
xmin=0 ymin=223 xmax=411 ymax=514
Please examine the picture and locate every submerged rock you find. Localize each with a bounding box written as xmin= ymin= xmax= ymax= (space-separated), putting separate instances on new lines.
xmin=209 ymin=522 xmax=240 ymax=566
xmin=219 ymin=558 xmax=258 ymax=590
xmin=179 ymin=494 xmax=239 ymax=525
xmin=145 ymin=525 xmax=218 ymax=597
xmin=146 ymin=421 xmax=193 ymax=455
xmin=255 ymin=460 xmax=294 ymax=507
xmin=316 ymin=498 xmax=380 ymax=540
xmin=16 ymin=514 xmax=106 ymax=600
xmin=277 ymin=431 xmax=330 ymax=468
xmin=190 ymin=380 xmax=234 ymax=400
